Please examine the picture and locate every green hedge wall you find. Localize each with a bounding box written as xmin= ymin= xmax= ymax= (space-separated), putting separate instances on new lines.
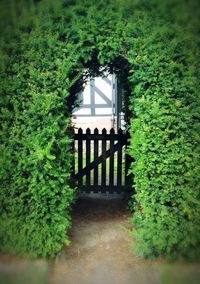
xmin=127 ymin=1 xmax=200 ymax=259
xmin=0 ymin=1 xmax=79 ymax=257
xmin=0 ymin=0 xmax=199 ymax=258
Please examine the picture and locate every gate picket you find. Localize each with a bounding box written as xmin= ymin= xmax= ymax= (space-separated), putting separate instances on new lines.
xmin=86 ymin=128 xmax=91 ymax=185
xmin=101 ymin=128 xmax=107 ymax=188
xmin=109 ymin=128 xmax=115 ymax=187
xmin=78 ymin=128 xmax=83 ymax=186
xmin=71 ymin=128 xmax=75 ymax=176
xmin=117 ymin=128 xmax=122 ymax=192
xmin=94 ymin=128 xmax=99 ymax=186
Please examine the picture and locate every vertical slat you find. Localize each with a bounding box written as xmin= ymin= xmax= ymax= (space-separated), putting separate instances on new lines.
xmin=78 ymin=128 xmax=83 ymax=185
xmin=109 ymin=128 xmax=115 ymax=187
xmin=101 ymin=128 xmax=107 ymax=188
xmin=86 ymin=128 xmax=91 ymax=186
xmin=122 ymin=135 xmax=127 ymax=187
xmin=125 ymin=149 xmax=131 ymax=186
xmin=117 ymin=128 xmax=123 ymax=192
xmin=70 ymin=128 xmax=75 ymax=177
xmin=94 ymin=128 xmax=99 ymax=186
xmin=125 ymin=132 xmax=132 ymax=187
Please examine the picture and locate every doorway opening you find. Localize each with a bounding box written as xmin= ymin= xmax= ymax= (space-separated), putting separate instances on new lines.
xmin=70 ymin=60 xmax=132 ymax=195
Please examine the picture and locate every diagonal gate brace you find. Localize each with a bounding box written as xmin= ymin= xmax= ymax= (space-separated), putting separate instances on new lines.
xmin=74 ymin=140 xmax=126 ymax=179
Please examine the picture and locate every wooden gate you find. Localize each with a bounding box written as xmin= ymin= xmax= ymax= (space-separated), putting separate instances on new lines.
xmin=71 ymin=128 xmax=131 ymax=193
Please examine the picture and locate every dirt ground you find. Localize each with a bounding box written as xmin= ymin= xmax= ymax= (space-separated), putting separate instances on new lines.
xmin=0 ymin=195 xmax=200 ymax=284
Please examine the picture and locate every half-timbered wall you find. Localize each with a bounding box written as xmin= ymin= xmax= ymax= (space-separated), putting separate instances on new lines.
xmin=72 ymin=73 xmax=125 ymax=131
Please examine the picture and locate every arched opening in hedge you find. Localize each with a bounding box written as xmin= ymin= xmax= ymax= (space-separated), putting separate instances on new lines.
xmin=68 ymin=54 xmax=133 ymax=194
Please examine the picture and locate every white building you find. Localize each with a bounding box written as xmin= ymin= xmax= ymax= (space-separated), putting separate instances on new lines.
xmin=72 ymin=73 xmax=125 ymax=132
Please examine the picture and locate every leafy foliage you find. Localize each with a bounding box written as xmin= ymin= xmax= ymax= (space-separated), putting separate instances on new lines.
xmin=0 ymin=1 xmax=79 ymax=257
xmin=127 ymin=1 xmax=200 ymax=259
xmin=0 ymin=0 xmax=199 ymax=258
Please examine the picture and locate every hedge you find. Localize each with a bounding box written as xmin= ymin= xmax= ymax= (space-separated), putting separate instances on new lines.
xmin=0 ymin=0 xmax=199 ymax=259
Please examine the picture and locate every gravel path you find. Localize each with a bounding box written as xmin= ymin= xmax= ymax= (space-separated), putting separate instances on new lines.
xmin=0 ymin=196 xmax=200 ymax=284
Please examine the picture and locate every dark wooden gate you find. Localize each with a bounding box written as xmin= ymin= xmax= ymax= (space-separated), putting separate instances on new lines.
xmin=71 ymin=128 xmax=131 ymax=193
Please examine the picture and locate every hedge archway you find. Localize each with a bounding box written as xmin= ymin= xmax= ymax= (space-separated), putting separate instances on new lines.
xmin=0 ymin=0 xmax=199 ymax=259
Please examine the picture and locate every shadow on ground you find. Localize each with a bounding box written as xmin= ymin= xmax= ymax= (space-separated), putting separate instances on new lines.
xmin=0 ymin=195 xmax=200 ymax=284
